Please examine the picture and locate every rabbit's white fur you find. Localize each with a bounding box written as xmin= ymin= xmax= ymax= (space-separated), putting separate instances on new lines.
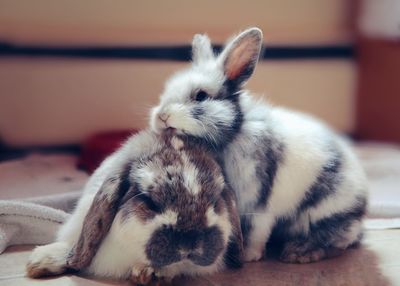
xmin=224 ymin=102 xmax=366 ymax=261
xmin=28 ymin=131 xmax=235 ymax=279
xmin=150 ymin=28 xmax=368 ymax=263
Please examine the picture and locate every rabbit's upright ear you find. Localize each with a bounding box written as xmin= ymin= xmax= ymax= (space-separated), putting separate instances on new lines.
xmin=219 ymin=27 xmax=263 ymax=87
xmin=192 ymin=34 xmax=214 ymax=64
xmin=66 ymin=167 xmax=131 ymax=270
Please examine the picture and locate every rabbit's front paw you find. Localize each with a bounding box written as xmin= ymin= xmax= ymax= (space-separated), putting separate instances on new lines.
xmin=244 ymin=246 xmax=264 ymax=262
xmin=26 ymin=242 xmax=69 ymax=278
xmin=131 ymin=265 xmax=156 ymax=285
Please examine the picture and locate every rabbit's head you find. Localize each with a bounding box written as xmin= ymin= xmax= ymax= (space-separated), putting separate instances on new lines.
xmin=68 ymin=132 xmax=243 ymax=278
xmin=150 ymin=28 xmax=263 ymax=149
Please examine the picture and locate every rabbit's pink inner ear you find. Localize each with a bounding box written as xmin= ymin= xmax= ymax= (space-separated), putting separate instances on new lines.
xmin=224 ymin=35 xmax=261 ymax=81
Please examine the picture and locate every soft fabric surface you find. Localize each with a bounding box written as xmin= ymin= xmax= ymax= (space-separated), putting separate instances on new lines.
xmin=0 ymin=200 xmax=68 ymax=253
xmin=0 ymin=142 xmax=399 ymax=253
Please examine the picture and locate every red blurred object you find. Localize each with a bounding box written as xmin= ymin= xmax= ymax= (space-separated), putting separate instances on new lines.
xmin=356 ymin=37 xmax=400 ymax=144
xmin=78 ymin=130 xmax=139 ymax=173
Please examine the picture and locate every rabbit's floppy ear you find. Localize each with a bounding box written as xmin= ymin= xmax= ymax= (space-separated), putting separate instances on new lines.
xmin=219 ymin=27 xmax=263 ymax=87
xmin=192 ymin=33 xmax=214 ymax=64
xmin=221 ymin=186 xmax=244 ymax=269
xmin=67 ymin=165 xmax=132 ymax=270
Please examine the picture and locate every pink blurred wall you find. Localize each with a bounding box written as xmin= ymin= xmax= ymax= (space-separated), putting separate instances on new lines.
xmin=0 ymin=0 xmax=356 ymax=146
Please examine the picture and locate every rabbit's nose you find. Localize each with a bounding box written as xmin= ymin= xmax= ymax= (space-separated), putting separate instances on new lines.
xmin=179 ymin=249 xmax=190 ymax=259
xmin=158 ymin=112 xmax=170 ymax=122
xmin=179 ymin=248 xmax=202 ymax=260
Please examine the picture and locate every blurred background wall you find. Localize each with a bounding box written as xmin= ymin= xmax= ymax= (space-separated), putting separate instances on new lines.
xmin=0 ymin=0 xmax=397 ymax=147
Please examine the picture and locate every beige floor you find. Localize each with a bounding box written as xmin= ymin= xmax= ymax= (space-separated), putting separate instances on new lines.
xmin=1 ymin=229 xmax=399 ymax=286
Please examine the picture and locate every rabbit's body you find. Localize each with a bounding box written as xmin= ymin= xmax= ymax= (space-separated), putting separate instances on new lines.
xmin=27 ymin=131 xmax=243 ymax=281
xmin=150 ymin=28 xmax=368 ymax=263
xmin=222 ymin=93 xmax=367 ymax=262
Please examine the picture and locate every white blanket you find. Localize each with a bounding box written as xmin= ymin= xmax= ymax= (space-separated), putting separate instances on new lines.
xmin=0 ymin=199 xmax=69 ymax=253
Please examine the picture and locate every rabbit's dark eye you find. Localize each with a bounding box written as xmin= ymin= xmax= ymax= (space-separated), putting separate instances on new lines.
xmin=195 ymin=90 xmax=208 ymax=102
xmin=137 ymin=193 xmax=162 ymax=213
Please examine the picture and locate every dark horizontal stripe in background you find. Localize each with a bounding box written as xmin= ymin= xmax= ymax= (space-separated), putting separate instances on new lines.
xmin=0 ymin=42 xmax=354 ymax=60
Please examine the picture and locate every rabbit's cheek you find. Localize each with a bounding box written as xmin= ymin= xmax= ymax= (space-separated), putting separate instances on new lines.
xmin=206 ymin=206 xmax=232 ymax=247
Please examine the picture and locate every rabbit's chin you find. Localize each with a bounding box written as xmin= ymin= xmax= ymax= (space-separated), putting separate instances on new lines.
xmin=155 ymin=256 xmax=224 ymax=279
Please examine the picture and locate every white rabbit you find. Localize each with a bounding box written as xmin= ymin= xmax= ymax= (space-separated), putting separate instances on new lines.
xmin=150 ymin=27 xmax=368 ymax=263
xmin=26 ymin=131 xmax=243 ymax=283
